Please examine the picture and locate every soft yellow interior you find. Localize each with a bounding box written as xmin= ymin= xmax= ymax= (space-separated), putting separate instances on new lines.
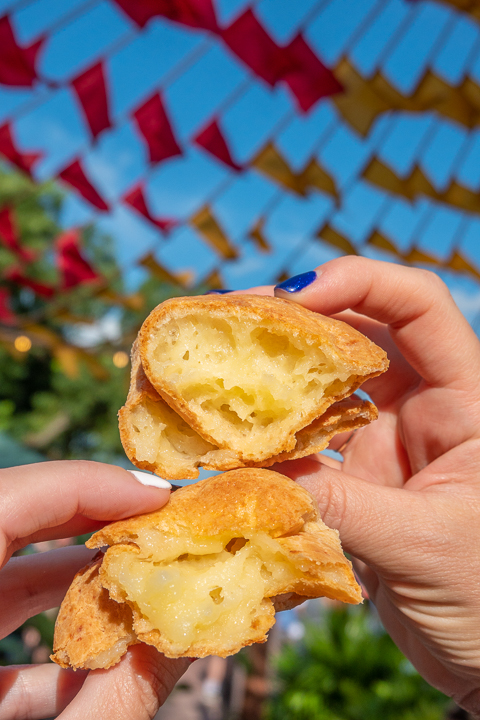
xmin=149 ymin=316 xmax=352 ymax=455
xmin=104 ymin=531 xmax=305 ymax=652
xmin=129 ymin=397 xmax=215 ymax=474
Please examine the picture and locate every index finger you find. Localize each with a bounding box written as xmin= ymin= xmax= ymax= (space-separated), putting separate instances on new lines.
xmin=0 ymin=461 xmax=171 ymax=563
xmin=275 ymin=256 xmax=480 ymax=393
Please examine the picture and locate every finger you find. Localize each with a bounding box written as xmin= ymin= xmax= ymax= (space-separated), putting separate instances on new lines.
xmin=274 ymin=256 xmax=480 ymax=393
xmin=0 ymin=663 xmax=87 ymax=720
xmin=275 ymin=457 xmax=452 ymax=580
xmin=230 ymin=286 xmax=274 ymax=296
xmin=329 ymin=311 xmax=421 ymax=407
xmin=0 ymin=546 xmax=95 ymax=638
xmin=57 ymin=645 xmax=191 ymax=720
xmin=0 ymin=461 xmax=171 ymax=562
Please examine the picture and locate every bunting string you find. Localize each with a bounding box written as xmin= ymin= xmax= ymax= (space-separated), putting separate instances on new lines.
xmin=2 ymin=0 xmax=480 ymax=323
xmin=407 ymin=0 xmax=480 ymax=22
xmin=315 ymin=217 xmax=480 ymax=285
xmin=272 ymin=2 xmax=470 ymax=287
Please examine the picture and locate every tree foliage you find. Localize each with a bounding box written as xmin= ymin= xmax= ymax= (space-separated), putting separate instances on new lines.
xmin=265 ymin=604 xmax=450 ymax=720
xmin=0 ymin=166 xmax=189 ymax=463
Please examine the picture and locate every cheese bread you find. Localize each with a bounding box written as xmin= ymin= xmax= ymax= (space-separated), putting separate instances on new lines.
xmin=51 ymin=469 xmax=362 ymax=668
xmin=120 ymin=295 xmax=387 ymax=478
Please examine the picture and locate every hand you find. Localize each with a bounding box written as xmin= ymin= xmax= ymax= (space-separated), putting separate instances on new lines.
xmin=0 ymin=460 xmax=191 ymax=720
xmin=261 ymin=256 xmax=480 ymax=716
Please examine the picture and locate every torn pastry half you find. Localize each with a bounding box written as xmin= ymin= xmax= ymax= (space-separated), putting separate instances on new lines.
xmin=120 ymin=294 xmax=387 ymax=479
xmin=119 ymin=344 xmax=378 ymax=480
xmin=51 ymin=469 xmax=362 ymax=668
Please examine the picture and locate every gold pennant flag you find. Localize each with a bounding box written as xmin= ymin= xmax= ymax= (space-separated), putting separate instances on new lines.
xmin=22 ymin=323 xmax=61 ymax=350
xmin=403 ymin=247 xmax=439 ymax=266
xmin=97 ymin=288 xmax=145 ymax=311
xmin=276 ymin=269 xmax=290 ymax=284
xmin=139 ymin=252 xmax=188 ymax=286
xmin=363 ymin=158 xmax=413 ymax=199
xmin=78 ymin=348 xmax=110 ymax=381
xmin=54 ymin=345 xmax=80 ymax=378
xmin=16 ymin=322 xmax=109 ymax=379
xmin=190 ymin=206 xmax=239 ymax=260
xmin=447 ymin=250 xmax=480 ymax=281
xmin=431 ymin=0 xmax=480 ymax=22
xmin=333 ymin=59 xmax=391 ymax=136
xmin=318 ymin=224 xmax=357 ymax=255
xmin=408 ymin=166 xmax=439 ymax=200
xmin=364 ymin=156 xmax=480 ymax=216
xmin=333 ymin=58 xmax=480 ymax=135
xmin=364 ymin=228 xmax=480 ymax=286
xmin=202 ymin=268 xmax=224 ymax=290
xmin=251 ymin=143 xmax=338 ymax=199
xmin=444 ymin=181 xmax=480 ymax=215
xmin=249 ymin=218 xmax=271 ymax=253
xmin=367 ymin=230 xmax=399 ymax=256
xmin=54 ymin=344 xmax=109 ymax=380
xmin=415 ymin=72 xmax=474 ymax=127
xmin=299 ymin=159 xmax=339 ymax=199
xmin=251 ymin=143 xmax=306 ymax=195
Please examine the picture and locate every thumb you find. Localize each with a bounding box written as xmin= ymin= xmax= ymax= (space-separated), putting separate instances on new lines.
xmin=275 ymin=458 xmax=433 ymax=580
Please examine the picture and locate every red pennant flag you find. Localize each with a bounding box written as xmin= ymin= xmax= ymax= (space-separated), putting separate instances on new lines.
xmin=0 ymin=15 xmax=44 ymax=87
xmin=170 ymin=0 xmax=218 ymax=32
xmin=123 ymin=182 xmax=178 ymax=233
xmin=193 ymin=119 xmax=242 ymax=171
xmin=113 ymin=0 xmax=218 ymax=31
xmin=0 ymin=288 xmax=16 ymax=324
xmin=221 ymin=9 xmax=289 ymax=87
xmin=58 ymin=159 xmax=109 ymax=211
xmin=112 ymin=0 xmax=161 ymax=28
xmin=6 ymin=267 xmax=55 ymax=298
xmin=132 ymin=93 xmax=182 ymax=165
xmin=56 ymin=228 xmax=100 ymax=290
xmin=71 ymin=61 xmax=111 ymax=140
xmin=283 ymin=35 xmax=343 ymax=112
xmin=0 ymin=207 xmax=35 ymax=262
xmin=0 ymin=123 xmax=43 ymax=176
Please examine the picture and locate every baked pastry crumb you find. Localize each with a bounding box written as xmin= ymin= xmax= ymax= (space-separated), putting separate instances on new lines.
xmin=120 ymin=295 xmax=388 ymax=479
xmin=51 ymin=469 xmax=362 ymax=668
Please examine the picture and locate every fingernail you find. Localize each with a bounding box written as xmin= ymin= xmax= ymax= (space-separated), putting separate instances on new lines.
xmin=128 ymin=470 xmax=171 ymax=489
xmin=275 ymin=270 xmax=317 ymax=293
xmin=206 ymin=289 xmax=232 ymax=294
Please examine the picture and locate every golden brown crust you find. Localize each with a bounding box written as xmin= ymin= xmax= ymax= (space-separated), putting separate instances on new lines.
xmin=50 ymin=555 xmax=137 ymax=670
xmin=118 ymin=343 xmax=205 ymax=480
xmin=136 ymin=294 xmax=388 ymax=464
xmin=248 ymin=396 xmax=377 ymax=467
xmin=87 ymin=468 xmax=318 ymax=547
xmin=140 ymin=294 xmax=387 ymax=374
xmin=119 ymin=342 xmax=377 ymax=480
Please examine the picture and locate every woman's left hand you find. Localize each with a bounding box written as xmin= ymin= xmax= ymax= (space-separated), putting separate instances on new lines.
xmin=0 ymin=460 xmax=190 ymax=720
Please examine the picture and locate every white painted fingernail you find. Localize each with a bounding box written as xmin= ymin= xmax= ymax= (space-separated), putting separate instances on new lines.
xmin=128 ymin=470 xmax=171 ymax=489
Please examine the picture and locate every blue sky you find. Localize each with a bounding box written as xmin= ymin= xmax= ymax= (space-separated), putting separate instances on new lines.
xmin=1 ymin=0 xmax=480 ymax=327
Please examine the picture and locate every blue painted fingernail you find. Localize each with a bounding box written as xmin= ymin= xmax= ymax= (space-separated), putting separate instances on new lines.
xmin=206 ymin=289 xmax=232 ymax=294
xmin=275 ymin=271 xmax=316 ymax=293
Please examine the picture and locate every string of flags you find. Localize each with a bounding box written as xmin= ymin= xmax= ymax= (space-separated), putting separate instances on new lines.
xmin=316 ymin=220 xmax=480 ymax=284
xmin=407 ymin=0 xmax=480 ymax=22
xmin=1 ymin=0 xmax=480 ymax=376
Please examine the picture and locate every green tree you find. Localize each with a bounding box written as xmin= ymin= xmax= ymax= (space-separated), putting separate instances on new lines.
xmin=265 ymin=604 xmax=450 ymax=720
xmin=0 ymin=167 xmax=190 ymax=463
xmin=0 ymin=166 xmax=197 ymax=665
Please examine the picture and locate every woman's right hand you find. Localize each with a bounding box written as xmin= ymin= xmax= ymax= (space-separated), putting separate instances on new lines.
xmin=269 ymin=256 xmax=480 ymax=717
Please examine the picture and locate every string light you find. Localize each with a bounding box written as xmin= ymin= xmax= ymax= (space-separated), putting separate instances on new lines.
xmin=14 ymin=335 xmax=32 ymax=352
xmin=112 ymin=350 xmax=129 ymax=368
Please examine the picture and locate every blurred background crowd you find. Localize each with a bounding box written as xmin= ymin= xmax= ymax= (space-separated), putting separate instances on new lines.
xmin=1 ymin=0 xmax=480 ymax=717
